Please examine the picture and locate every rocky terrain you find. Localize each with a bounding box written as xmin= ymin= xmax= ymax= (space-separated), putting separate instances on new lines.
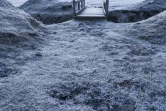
xmin=0 ymin=0 xmax=166 ymax=111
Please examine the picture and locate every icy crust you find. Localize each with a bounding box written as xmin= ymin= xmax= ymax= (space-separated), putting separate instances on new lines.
xmin=19 ymin=0 xmax=73 ymax=24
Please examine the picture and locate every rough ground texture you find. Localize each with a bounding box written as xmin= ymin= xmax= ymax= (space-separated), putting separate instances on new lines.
xmin=108 ymin=0 xmax=166 ymax=23
xmin=1 ymin=0 xmax=166 ymax=111
xmin=1 ymin=17 xmax=166 ymax=110
xmin=0 ymin=0 xmax=44 ymax=77
xmin=124 ymin=10 xmax=166 ymax=45
xmin=19 ymin=0 xmax=73 ymax=24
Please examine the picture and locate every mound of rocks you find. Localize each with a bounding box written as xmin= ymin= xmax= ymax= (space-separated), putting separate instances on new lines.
xmin=108 ymin=0 xmax=166 ymax=23
xmin=19 ymin=0 xmax=73 ymax=24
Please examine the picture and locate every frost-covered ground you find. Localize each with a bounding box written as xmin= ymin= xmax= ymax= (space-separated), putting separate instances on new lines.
xmin=1 ymin=18 xmax=166 ymax=110
xmin=1 ymin=0 xmax=166 ymax=111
